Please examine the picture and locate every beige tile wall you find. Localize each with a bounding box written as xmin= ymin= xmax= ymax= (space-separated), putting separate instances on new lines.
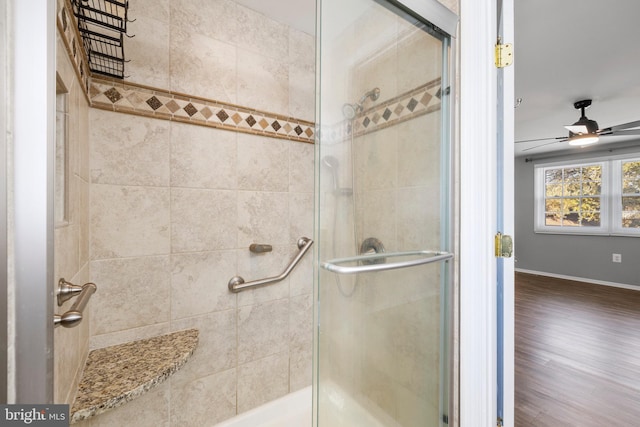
xmin=80 ymin=1 xmax=315 ymax=425
xmin=125 ymin=0 xmax=314 ymax=122
xmin=54 ymin=27 xmax=91 ymax=404
xmin=86 ymin=114 xmax=314 ymax=425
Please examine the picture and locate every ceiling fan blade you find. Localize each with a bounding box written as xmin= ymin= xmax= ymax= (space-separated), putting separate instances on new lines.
xmin=522 ymin=139 xmax=568 ymax=152
xmin=599 ymin=119 xmax=640 ymax=133
xmin=602 ymin=129 xmax=640 ymax=136
xmin=515 ymin=136 xmax=566 ymax=144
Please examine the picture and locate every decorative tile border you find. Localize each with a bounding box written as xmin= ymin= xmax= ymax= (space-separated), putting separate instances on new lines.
xmin=56 ymin=0 xmax=315 ymax=144
xmin=89 ymin=77 xmax=316 ymax=144
xmin=353 ymin=78 xmax=442 ymax=136
xmin=58 ymin=0 xmax=440 ymax=146
xmin=320 ymin=78 xmax=442 ymax=144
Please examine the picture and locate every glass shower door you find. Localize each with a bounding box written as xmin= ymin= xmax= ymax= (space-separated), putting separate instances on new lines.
xmin=314 ymin=1 xmax=456 ymax=426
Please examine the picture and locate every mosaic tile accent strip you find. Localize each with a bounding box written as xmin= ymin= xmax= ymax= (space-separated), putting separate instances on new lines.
xmin=352 ymin=78 xmax=442 ymax=137
xmin=60 ymin=0 xmax=438 ymax=146
xmin=56 ymin=0 xmax=313 ymax=144
xmin=320 ymin=78 xmax=442 ymax=144
xmin=89 ymin=77 xmax=316 ymax=144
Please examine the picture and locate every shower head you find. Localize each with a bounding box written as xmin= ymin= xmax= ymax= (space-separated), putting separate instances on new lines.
xmin=342 ymin=103 xmax=359 ymax=120
xmin=342 ymin=87 xmax=381 ymax=119
xmin=358 ymin=87 xmax=380 ymax=105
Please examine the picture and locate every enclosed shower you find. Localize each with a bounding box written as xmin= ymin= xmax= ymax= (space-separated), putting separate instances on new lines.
xmin=314 ymin=0 xmax=456 ymax=426
xmin=15 ymin=0 xmax=458 ymax=425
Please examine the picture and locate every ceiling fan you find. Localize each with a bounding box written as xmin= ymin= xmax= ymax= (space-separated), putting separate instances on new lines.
xmin=516 ymin=99 xmax=640 ymax=151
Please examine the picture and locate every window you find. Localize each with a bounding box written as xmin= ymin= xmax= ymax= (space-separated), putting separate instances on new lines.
xmin=613 ymin=158 xmax=640 ymax=234
xmin=534 ymin=155 xmax=640 ymax=236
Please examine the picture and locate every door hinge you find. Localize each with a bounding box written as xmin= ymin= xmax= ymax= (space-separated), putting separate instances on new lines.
xmin=495 ymin=232 xmax=513 ymax=258
xmin=495 ymin=42 xmax=513 ymax=68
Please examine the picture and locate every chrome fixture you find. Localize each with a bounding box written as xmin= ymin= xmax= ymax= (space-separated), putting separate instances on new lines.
xmin=54 ymin=279 xmax=97 ymax=328
xmin=249 ymin=243 xmax=273 ymax=253
xmin=359 ymin=237 xmax=386 ymax=265
xmin=228 ymin=237 xmax=313 ymax=293
xmin=342 ymin=87 xmax=381 ymax=119
xmin=321 ymin=250 xmax=453 ymax=275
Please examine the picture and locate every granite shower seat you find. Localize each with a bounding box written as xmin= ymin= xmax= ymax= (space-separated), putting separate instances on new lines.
xmin=70 ymin=329 xmax=199 ymax=424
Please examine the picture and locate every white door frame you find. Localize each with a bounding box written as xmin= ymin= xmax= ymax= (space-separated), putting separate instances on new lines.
xmin=459 ymin=0 xmax=515 ymax=426
xmin=0 ymin=0 xmax=9 ymax=404
xmin=459 ymin=0 xmax=498 ymax=422
xmin=11 ymin=0 xmax=56 ymax=403
xmin=499 ymin=1 xmax=516 ymax=425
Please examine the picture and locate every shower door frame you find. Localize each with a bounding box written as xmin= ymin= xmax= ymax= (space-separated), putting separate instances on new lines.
xmin=314 ymin=0 xmax=515 ymax=426
xmin=314 ymin=0 xmax=459 ymax=425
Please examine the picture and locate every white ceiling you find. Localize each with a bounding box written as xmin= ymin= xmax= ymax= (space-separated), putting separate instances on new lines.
xmin=514 ymin=0 xmax=640 ymax=156
xmin=236 ymin=0 xmax=640 ymax=157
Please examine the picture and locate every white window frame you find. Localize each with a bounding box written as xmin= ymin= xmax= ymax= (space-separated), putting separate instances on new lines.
xmin=611 ymin=156 xmax=640 ymax=236
xmin=534 ymin=154 xmax=640 ymax=237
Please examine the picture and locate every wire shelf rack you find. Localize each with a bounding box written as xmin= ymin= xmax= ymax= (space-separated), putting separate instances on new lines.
xmin=72 ymin=0 xmax=130 ymax=79
xmin=74 ymin=0 xmax=129 ymax=33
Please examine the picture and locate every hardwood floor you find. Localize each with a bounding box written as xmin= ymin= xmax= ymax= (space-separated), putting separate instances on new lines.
xmin=515 ymin=272 xmax=640 ymax=426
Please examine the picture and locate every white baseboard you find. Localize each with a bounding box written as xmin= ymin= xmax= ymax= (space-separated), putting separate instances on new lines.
xmin=515 ymin=268 xmax=640 ymax=291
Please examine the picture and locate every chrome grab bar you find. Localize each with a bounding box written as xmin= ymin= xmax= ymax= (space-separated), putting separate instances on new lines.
xmin=321 ymin=250 xmax=453 ymax=275
xmin=54 ymin=279 xmax=97 ymax=328
xmin=228 ymin=237 xmax=314 ymax=293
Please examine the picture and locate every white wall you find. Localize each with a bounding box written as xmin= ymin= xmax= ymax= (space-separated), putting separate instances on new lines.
xmin=515 ymin=154 xmax=640 ymax=286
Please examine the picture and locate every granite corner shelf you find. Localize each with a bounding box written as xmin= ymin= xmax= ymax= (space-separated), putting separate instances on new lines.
xmin=70 ymin=329 xmax=199 ymax=424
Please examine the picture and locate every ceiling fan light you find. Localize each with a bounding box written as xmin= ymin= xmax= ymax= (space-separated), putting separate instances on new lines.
xmin=568 ymin=117 xmax=599 ymax=133
xmin=568 ymin=133 xmax=599 ymax=146
xmin=584 ymin=118 xmax=599 ymax=134
xmin=565 ymin=124 xmax=588 ymax=134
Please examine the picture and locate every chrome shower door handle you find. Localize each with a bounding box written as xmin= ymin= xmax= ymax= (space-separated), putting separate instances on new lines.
xmin=320 ymin=250 xmax=453 ymax=275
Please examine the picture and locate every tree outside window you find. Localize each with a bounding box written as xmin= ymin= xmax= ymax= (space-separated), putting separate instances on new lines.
xmin=543 ymin=164 xmax=601 ymax=228
xmin=622 ymin=160 xmax=640 ymax=228
xmin=535 ymin=155 xmax=640 ymax=236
